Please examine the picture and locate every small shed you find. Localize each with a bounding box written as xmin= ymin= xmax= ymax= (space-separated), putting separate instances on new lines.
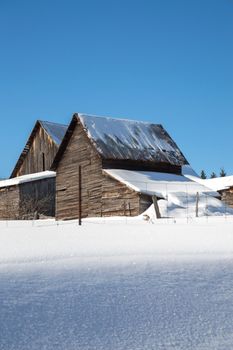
xmin=220 ymin=187 xmax=233 ymax=208
xmin=206 ymin=176 xmax=233 ymax=208
xmin=0 ymin=171 xmax=56 ymax=220
xmin=184 ymin=175 xmax=233 ymax=209
xmin=11 ymin=120 xmax=67 ymax=178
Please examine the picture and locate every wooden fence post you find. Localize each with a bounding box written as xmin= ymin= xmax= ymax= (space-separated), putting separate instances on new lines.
xmin=79 ymin=165 xmax=82 ymax=226
xmin=195 ymin=192 xmax=199 ymax=217
xmin=128 ymin=202 xmax=131 ymax=216
xmin=152 ymin=195 xmax=161 ymax=218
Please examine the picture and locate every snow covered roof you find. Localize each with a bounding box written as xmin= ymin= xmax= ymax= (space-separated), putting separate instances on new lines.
xmin=104 ymin=169 xmax=218 ymax=198
xmin=39 ymin=121 xmax=67 ymax=146
xmin=11 ymin=120 xmax=68 ymax=178
xmin=182 ymin=165 xmax=199 ymax=177
xmin=77 ymin=114 xmax=188 ymax=166
xmin=0 ymin=171 xmax=56 ymax=189
xmin=186 ymin=175 xmax=233 ymax=192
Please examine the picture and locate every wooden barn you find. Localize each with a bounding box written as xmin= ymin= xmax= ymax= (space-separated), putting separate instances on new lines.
xmin=0 ymin=119 xmax=67 ymax=220
xmin=184 ymin=175 xmax=233 ymax=209
xmin=51 ymin=113 xmax=192 ymax=220
xmin=220 ymin=187 xmax=233 ymax=208
xmin=11 ymin=120 xmax=67 ymax=178
xmin=203 ymin=176 xmax=233 ymax=209
xmin=0 ymin=171 xmax=56 ymax=220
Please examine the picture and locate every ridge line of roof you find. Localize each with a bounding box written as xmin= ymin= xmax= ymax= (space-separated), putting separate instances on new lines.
xmin=77 ymin=112 xmax=162 ymax=126
xmin=38 ymin=120 xmax=68 ymax=127
xmin=38 ymin=120 xmax=68 ymax=146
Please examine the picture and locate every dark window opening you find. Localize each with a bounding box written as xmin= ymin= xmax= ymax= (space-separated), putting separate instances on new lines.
xmin=42 ymin=152 xmax=45 ymax=171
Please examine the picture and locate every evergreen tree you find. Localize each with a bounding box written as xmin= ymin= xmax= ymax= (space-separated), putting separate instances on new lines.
xmin=200 ymin=170 xmax=207 ymax=179
xmin=210 ymin=172 xmax=217 ymax=179
xmin=220 ymin=168 xmax=226 ymax=177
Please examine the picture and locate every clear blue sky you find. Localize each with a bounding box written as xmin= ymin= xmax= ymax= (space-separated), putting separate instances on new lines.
xmin=0 ymin=0 xmax=232 ymax=178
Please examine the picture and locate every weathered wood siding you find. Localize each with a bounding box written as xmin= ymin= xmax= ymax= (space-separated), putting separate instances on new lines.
xmin=0 ymin=177 xmax=55 ymax=220
xmin=0 ymin=186 xmax=20 ymax=220
xmin=15 ymin=126 xmax=58 ymax=177
xmin=220 ymin=188 xmax=233 ymax=208
xmin=56 ymin=120 xmax=103 ymax=220
xmin=55 ymin=121 xmax=145 ymax=220
xmin=102 ymin=173 xmax=140 ymax=217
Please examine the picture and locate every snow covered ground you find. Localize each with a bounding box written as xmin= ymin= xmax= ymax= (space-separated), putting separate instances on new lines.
xmin=1 ymin=218 xmax=233 ymax=349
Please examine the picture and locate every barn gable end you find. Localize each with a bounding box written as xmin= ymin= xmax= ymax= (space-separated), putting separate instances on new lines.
xmin=11 ymin=120 xmax=67 ymax=178
xmin=55 ymin=118 xmax=103 ymax=220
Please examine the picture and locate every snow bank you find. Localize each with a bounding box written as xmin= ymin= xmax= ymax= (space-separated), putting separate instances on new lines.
xmin=1 ymin=218 xmax=233 ymax=264
xmin=143 ymin=192 xmax=233 ymax=219
xmin=2 ymin=220 xmax=233 ymax=350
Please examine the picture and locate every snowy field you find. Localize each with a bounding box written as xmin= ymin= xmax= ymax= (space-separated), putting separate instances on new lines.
xmin=1 ymin=218 xmax=233 ymax=349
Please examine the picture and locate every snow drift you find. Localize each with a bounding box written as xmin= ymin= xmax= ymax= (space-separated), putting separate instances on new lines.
xmin=1 ymin=217 xmax=233 ymax=265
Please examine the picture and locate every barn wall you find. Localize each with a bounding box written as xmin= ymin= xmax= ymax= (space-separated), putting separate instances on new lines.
xmin=56 ymin=121 xmax=103 ymax=220
xmin=15 ymin=126 xmax=58 ymax=177
xmin=101 ymin=173 xmax=140 ymax=217
xmin=0 ymin=186 xmax=20 ymax=220
xmin=55 ymin=121 xmax=142 ymax=220
xmin=220 ymin=188 xmax=233 ymax=209
xmin=19 ymin=177 xmax=56 ymax=218
xmin=0 ymin=177 xmax=55 ymax=220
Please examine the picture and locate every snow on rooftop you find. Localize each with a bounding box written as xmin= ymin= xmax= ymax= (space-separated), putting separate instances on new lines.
xmin=0 ymin=171 xmax=56 ymax=189
xmin=182 ymin=164 xmax=199 ymax=177
xmin=185 ymin=175 xmax=233 ymax=192
xmin=78 ymin=114 xmax=188 ymax=166
xmin=40 ymin=121 xmax=67 ymax=145
xmin=104 ymin=169 xmax=218 ymax=198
